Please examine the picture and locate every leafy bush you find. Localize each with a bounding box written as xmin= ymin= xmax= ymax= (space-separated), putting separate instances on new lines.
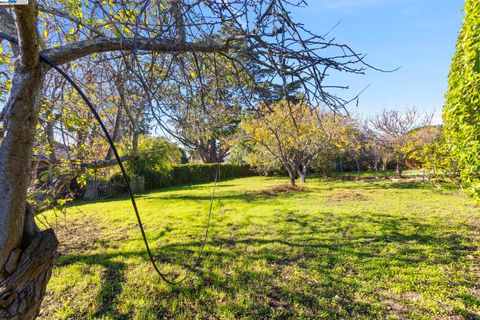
xmin=423 ymin=137 xmax=462 ymax=186
xmin=126 ymin=136 xmax=182 ymax=189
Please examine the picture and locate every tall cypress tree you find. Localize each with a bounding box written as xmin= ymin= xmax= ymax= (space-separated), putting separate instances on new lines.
xmin=443 ymin=0 xmax=480 ymax=197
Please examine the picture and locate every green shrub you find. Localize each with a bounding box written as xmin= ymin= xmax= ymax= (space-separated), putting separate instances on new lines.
xmin=126 ymin=136 xmax=181 ymax=189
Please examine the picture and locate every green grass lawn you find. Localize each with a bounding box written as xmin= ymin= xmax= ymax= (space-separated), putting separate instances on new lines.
xmin=37 ymin=176 xmax=480 ymax=319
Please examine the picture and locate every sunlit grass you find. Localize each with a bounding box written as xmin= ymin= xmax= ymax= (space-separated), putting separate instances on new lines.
xmin=38 ymin=175 xmax=480 ymax=319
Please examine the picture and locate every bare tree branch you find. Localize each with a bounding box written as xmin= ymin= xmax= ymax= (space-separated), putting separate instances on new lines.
xmin=41 ymin=38 xmax=229 ymax=65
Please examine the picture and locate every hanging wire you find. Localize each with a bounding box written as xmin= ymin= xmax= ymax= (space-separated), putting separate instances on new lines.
xmin=0 ymin=31 xmax=219 ymax=285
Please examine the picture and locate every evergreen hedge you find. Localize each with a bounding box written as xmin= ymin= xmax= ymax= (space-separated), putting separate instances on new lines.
xmin=124 ymin=163 xmax=254 ymax=190
xmin=443 ymin=0 xmax=480 ymax=198
xmin=171 ymin=163 xmax=253 ymax=185
xmin=113 ymin=163 xmax=254 ymax=192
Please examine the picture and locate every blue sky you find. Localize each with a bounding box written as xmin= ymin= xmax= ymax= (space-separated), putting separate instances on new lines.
xmin=289 ymin=0 xmax=465 ymax=123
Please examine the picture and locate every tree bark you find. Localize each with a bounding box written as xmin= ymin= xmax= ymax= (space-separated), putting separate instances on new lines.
xmin=298 ymin=165 xmax=307 ymax=183
xmin=106 ymin=72 xmax=126 ymax=160
xmin=0 ymin=228 xmax=58 ymax=320
xmin=0 ymin=2 xmax=58 ymax=318
xmin=208 ymin=138 xmax=218 ymax=163
xmin=115 ymin=75 xmax=142 ymax=155
xmin=42 ymin=37 xmax=229 ymax=66
xmin=81 ymin=154 xmax=132 ymax=169
xmin=197 ymin=138 xmax=220 ymax=163
xmin=44 ymin=110 xmax=57 ymax=181
xmin=0 ymin=17 xmax=44 ymax=278
xmin=105 ymin=103 xmax=123 ymax=160
xmin=289 ymin=174 xmax=296 ymax=186
xmin=286 ymin=167 xmax=296 ymax=186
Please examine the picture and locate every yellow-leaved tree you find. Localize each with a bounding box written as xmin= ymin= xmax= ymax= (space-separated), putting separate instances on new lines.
xmin=241 ymin=100 xmax=344 ymax=186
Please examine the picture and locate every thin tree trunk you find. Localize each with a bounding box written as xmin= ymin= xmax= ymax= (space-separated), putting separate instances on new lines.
xmin=115 ymin=75 xmax=141 ymax=155
xmin=396 ymin=162 xmax=402 ymax=178
xmin=132 ymin=130 xmax=139 ymax=154
xmin=106 ymin=73 xmax=126 ymax=160
xmin=289 ymin=174 xmax=296 ymax=186
xmin=298 ymin=165 xmax=307 ymax=183
xmin=44 ymin=111 xmax=57 ymax=181
xmin=105 ymin=103 xmax=123 ymax=160
xmin=286 ymin=166 xmax=296 ymax=186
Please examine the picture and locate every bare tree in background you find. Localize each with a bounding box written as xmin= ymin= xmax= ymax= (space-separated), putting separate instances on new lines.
xmin=368 ymin=108 xmax=435 ymax=177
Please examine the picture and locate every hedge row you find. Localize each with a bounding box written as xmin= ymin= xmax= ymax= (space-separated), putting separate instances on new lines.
xmin=131 ymin=163 xmax=255 ymax=190
xmin=171 ymin=163 xmax=253 ymax=186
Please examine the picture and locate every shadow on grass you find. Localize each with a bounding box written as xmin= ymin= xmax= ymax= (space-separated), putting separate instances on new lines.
xmin=138 ymin=186 xmax=310 ymax=204
xmin=324 ymin=180 xmax=454 ymax=192
xmin=68 ymin=183 xmax=238 ymax=208
xmin=55 ymin=253 xmax=132 ymax=319
xmin=51 ymin=208 xmax=479 ymax=319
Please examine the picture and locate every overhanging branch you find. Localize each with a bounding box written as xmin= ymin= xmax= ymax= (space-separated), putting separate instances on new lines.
xmin=81 ymin=154 xmax=133 ymax=169
xmin=41 ymin=38 xmax=230 ymax=66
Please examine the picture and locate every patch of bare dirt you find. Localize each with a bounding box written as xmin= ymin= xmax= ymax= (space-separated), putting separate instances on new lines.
xmin=52 ymin=219 xmax=134 ymax=255
xmin=245 ymin=184 xmax=309 ymax=196
xmin=329 ymin=190 xmax=369 ymax=202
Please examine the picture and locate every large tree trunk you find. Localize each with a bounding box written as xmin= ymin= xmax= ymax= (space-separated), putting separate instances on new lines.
xmin=197 ymin=138 xmax=220 ymax=163
xmin=0 ymin=2 xmax=58 ymax=318
xmin=0 ymin=207 xmax=58 ymax=320
xmin=0 ymin=60 xmax=44 ymax=276
xmin=207 ymin=138 xmax=218 ymax=163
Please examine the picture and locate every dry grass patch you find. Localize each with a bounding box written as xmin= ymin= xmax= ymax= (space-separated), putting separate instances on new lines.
xmin=330 ymin=189 xmax=369 ymax=202
xmin=245 ymin=184 xmax=309 ymax=197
